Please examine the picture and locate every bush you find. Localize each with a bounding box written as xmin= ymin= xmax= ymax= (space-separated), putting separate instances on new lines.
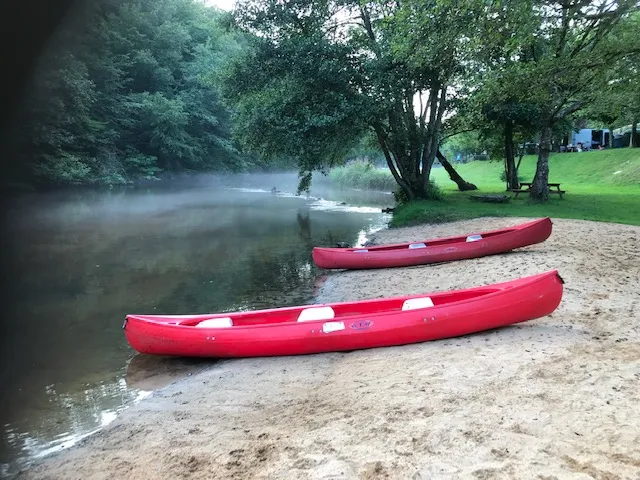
xmin=328 ymin=160 xmax=396 ymax=191
xmin=390 ymin=201 xmax=469 ymax=227
xmin=393 ymin=178 xmax=443 ymax=204
xmin=32 ymin=154 xmax=95 ymax=186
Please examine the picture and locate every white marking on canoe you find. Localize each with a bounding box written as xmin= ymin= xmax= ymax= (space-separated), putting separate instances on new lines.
xmin=322 ymin=321 xmax=345 ymax=333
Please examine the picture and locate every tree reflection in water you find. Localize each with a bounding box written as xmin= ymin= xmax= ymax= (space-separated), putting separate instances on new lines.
xmin=0 ymin=183 xmax=390 ymax=476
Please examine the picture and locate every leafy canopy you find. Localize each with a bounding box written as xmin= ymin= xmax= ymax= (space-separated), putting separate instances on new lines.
xmin=7 ymin=0 xmax=252 ymax=187
xmin=221 ymin=0 xmax=494 ymax=198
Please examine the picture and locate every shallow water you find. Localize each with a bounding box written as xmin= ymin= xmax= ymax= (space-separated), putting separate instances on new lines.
xmin=0 ymin=174 xmax=391 ymax=476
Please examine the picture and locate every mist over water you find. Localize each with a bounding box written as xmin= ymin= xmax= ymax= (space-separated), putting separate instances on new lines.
xmin=0 ymin=173 xmax=392 ymax=477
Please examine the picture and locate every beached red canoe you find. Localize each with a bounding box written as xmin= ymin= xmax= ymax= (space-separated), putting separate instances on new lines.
xmin=312 ymin=217 xmax=552 ymax=270
xmin=123 ymin=270 xmax=564 ymax=358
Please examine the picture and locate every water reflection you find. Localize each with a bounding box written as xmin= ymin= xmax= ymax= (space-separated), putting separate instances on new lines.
xmin=0 ymin=176 xmax=390 ymax=476
xmin=1 ymin=367 xmax=149 ymax=477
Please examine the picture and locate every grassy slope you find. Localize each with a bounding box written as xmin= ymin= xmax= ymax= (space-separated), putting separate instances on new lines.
xmin=392 ymin=149 xmax=640 ymax=227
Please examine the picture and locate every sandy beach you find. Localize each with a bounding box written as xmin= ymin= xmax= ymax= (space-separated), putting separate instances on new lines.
xmin=17 ymin=217 xmax=640 ymax=479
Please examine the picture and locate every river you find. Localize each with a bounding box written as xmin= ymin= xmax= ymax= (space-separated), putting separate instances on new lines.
xmin=0 ymin=173 xmax=392 ymax=477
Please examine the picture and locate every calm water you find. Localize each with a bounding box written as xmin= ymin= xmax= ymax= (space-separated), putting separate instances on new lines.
xmin=0 ymin=173 xmax=391 ymax=476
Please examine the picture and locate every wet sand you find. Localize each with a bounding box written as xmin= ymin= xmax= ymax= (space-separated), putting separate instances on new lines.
xmin=17 ymin=217 xmax=640 ymax=479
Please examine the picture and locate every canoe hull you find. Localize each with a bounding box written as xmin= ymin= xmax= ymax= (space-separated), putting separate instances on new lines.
xmin=124 ymin=270 xmax=564 ymax=358
xmin=312 ymin=217 xmax=552 ymax=270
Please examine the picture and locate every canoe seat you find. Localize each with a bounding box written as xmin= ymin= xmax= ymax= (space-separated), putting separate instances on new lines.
xmin=408 ymin=243 xmax=427 ymax=249
xmin=353 ymin=249 xmax=368 ymax=253
xmin=466 ymin=234 xmax=483 ymax=242
xmin=402 ymin=297 xmax=434 ymax=310
xmin=298 ymin=306 xmax=335 ymax=322
xmin=195 ymin=317 xmax=233 ymax=328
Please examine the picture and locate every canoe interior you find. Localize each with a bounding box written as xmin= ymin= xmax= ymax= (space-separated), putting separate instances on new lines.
xmin=349 ymin=228 xmax=516 ymax=252
xmin=129 ymin=287 xmax=501 ymax=328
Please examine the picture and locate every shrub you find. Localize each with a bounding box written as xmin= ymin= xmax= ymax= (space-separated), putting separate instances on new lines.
xmin=328 ymin=160 xmax=396 ymax=191
xmin=393 ymin=178 xmax=443 ymax=204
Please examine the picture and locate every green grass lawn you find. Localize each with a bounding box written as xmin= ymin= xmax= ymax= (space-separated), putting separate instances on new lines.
xmin=392 ymin=149 xmax=640 ymax=227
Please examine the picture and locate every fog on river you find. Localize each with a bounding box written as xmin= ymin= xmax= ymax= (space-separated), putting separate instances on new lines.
xmin=0 ymin=172 xmax=392 ymax=477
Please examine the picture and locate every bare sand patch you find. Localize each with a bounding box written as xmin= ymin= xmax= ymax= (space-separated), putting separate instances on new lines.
xmin=18 ymin=217 xmax=640 ymax=479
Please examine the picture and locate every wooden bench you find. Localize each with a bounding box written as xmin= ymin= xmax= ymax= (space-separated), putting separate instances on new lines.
xmin=513 ymin=182 xmax=566 ymax=199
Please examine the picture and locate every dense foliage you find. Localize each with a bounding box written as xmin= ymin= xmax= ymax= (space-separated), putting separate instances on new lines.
xmin=220 ymin=0 xmax=639 ymax=201
xmin=5 ymin=0 xmax=639 ymax=201
xmin=220 ymin=0 xmax=488 ymax=199
xmin=4 ymin=0 xmax=260 ymax=188
xmin=471 ymin=1 xmax=639 ymax=200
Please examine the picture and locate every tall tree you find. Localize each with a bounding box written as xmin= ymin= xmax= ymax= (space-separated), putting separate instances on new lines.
xmin=586 ymin=39 xmax=640 ymax=148
xmin=507 ymin=0 xmax=639 ymax=200
xmin=220 ymin=0 xmax=482 ymax=199
xmin=481 ymin=100 xmax=540 ymax=191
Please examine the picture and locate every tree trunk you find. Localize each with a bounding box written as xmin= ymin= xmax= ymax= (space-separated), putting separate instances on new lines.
xmin=631 ymin=119 xmax=638 ymax=148
xmin=374 ymin=126 xmax=415 ymax=200
xmin=530 ymin=125 xmax=551 ymax=201
xmin=608 ymin=125 xmax=614 ymax=148
xmin=504 ymin=120 xmax=519 ymax=191
xmin=515 ymin=143 xmax=525 ymax=171
xmin=436 ymin=150 xmax=477 ymax=191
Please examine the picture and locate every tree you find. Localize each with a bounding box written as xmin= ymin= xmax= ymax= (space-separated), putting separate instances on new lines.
xmin=481 ymin=99 xmax=540 ymax=191
xmin=220 ymin=0 xmax=483 ymax=200
xmin=441 ymin=131 xmax=484 ymax=163
xmin=16 ymin=51 xmax=101 ymax=185
xmin=588 ymin=48 xmax=640 ymax=148
xmin=465 ymin=0 xmax=537 ymax=192
xmin=501 ymin=0 xmax=639 ymax=200
xmin=5 ymin=0 xmax=250 ymax=188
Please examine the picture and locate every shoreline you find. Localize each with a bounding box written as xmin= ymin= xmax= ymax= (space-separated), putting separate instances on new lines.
xmin=16 ymin=217 xmax=640 ymax=479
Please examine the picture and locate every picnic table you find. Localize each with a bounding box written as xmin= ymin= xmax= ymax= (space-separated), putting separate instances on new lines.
xmin=512 ymin=182 xmax=566 ymax=199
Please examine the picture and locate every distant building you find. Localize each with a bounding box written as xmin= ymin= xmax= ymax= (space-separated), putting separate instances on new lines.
xmin=565 ymin=128 xmax=610 ymax=150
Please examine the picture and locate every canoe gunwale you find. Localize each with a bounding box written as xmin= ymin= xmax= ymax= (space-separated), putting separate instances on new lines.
xmin=311 ymin=217 xmax=553 ymax=270
xmin=125 ymin=270 xmax=562 ymax=330
xmin=123 ymin=270 xmax=564 ymax=357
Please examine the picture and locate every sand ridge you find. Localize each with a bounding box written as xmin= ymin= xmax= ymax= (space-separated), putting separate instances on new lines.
xmin=17 ymin=217 xmax=640 ymax=479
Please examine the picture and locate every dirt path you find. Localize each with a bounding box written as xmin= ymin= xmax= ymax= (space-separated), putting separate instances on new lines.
xmin=18 ymin=217 xmax=640 ymax=479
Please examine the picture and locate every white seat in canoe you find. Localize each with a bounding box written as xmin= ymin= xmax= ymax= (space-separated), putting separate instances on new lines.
xmin=195 ymin=317 xmax=233 ymax=328
xmin=353 ymin=249 xmax=368 ymax=253
xmin=402 ymin=297 xmax=434 ymax=310
xmin=408 ymin=242 xmax=427 ymax=249
xmin=297 ymin=306 xmax=335 ymax=322
xmin=466 ymin=234 xmax=483 ymax=242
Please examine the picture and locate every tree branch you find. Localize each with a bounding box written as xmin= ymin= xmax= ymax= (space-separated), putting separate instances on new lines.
xmin=441 ymin=128 xmax=477 ymax=141
xmin=359 ymin=5 xmax=378 ymax=50
xmin=555 ymin=2 xmax=570 ymax=58
xmin=425 ymin=85 xmax=447 ymax=172
xmin=554 ymin=100 xmax=585 ymax=120
xmin=374 ymin=124 xmax=407 ymax=192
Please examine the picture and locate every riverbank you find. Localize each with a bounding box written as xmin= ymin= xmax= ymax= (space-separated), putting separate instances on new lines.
xmin=385 ymin=149 xmax=640 ymax=227
xmin=17 ymin=217 xmax=640 ymax=479
xmin=389 ymin=188 xmax=640 ymax=228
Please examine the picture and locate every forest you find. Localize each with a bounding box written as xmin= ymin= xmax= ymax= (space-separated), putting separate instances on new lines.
xmin=3 ymin=0 xmax=266 ymax=189
xmin=3 ymin=0 xmax=639 ymax=201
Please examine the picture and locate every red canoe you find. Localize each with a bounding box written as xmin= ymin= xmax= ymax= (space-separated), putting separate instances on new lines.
xmin=312 ymin=217 xmax=552 ymax=270
xmin=123 ymin=270 xmax=564 ymax=358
